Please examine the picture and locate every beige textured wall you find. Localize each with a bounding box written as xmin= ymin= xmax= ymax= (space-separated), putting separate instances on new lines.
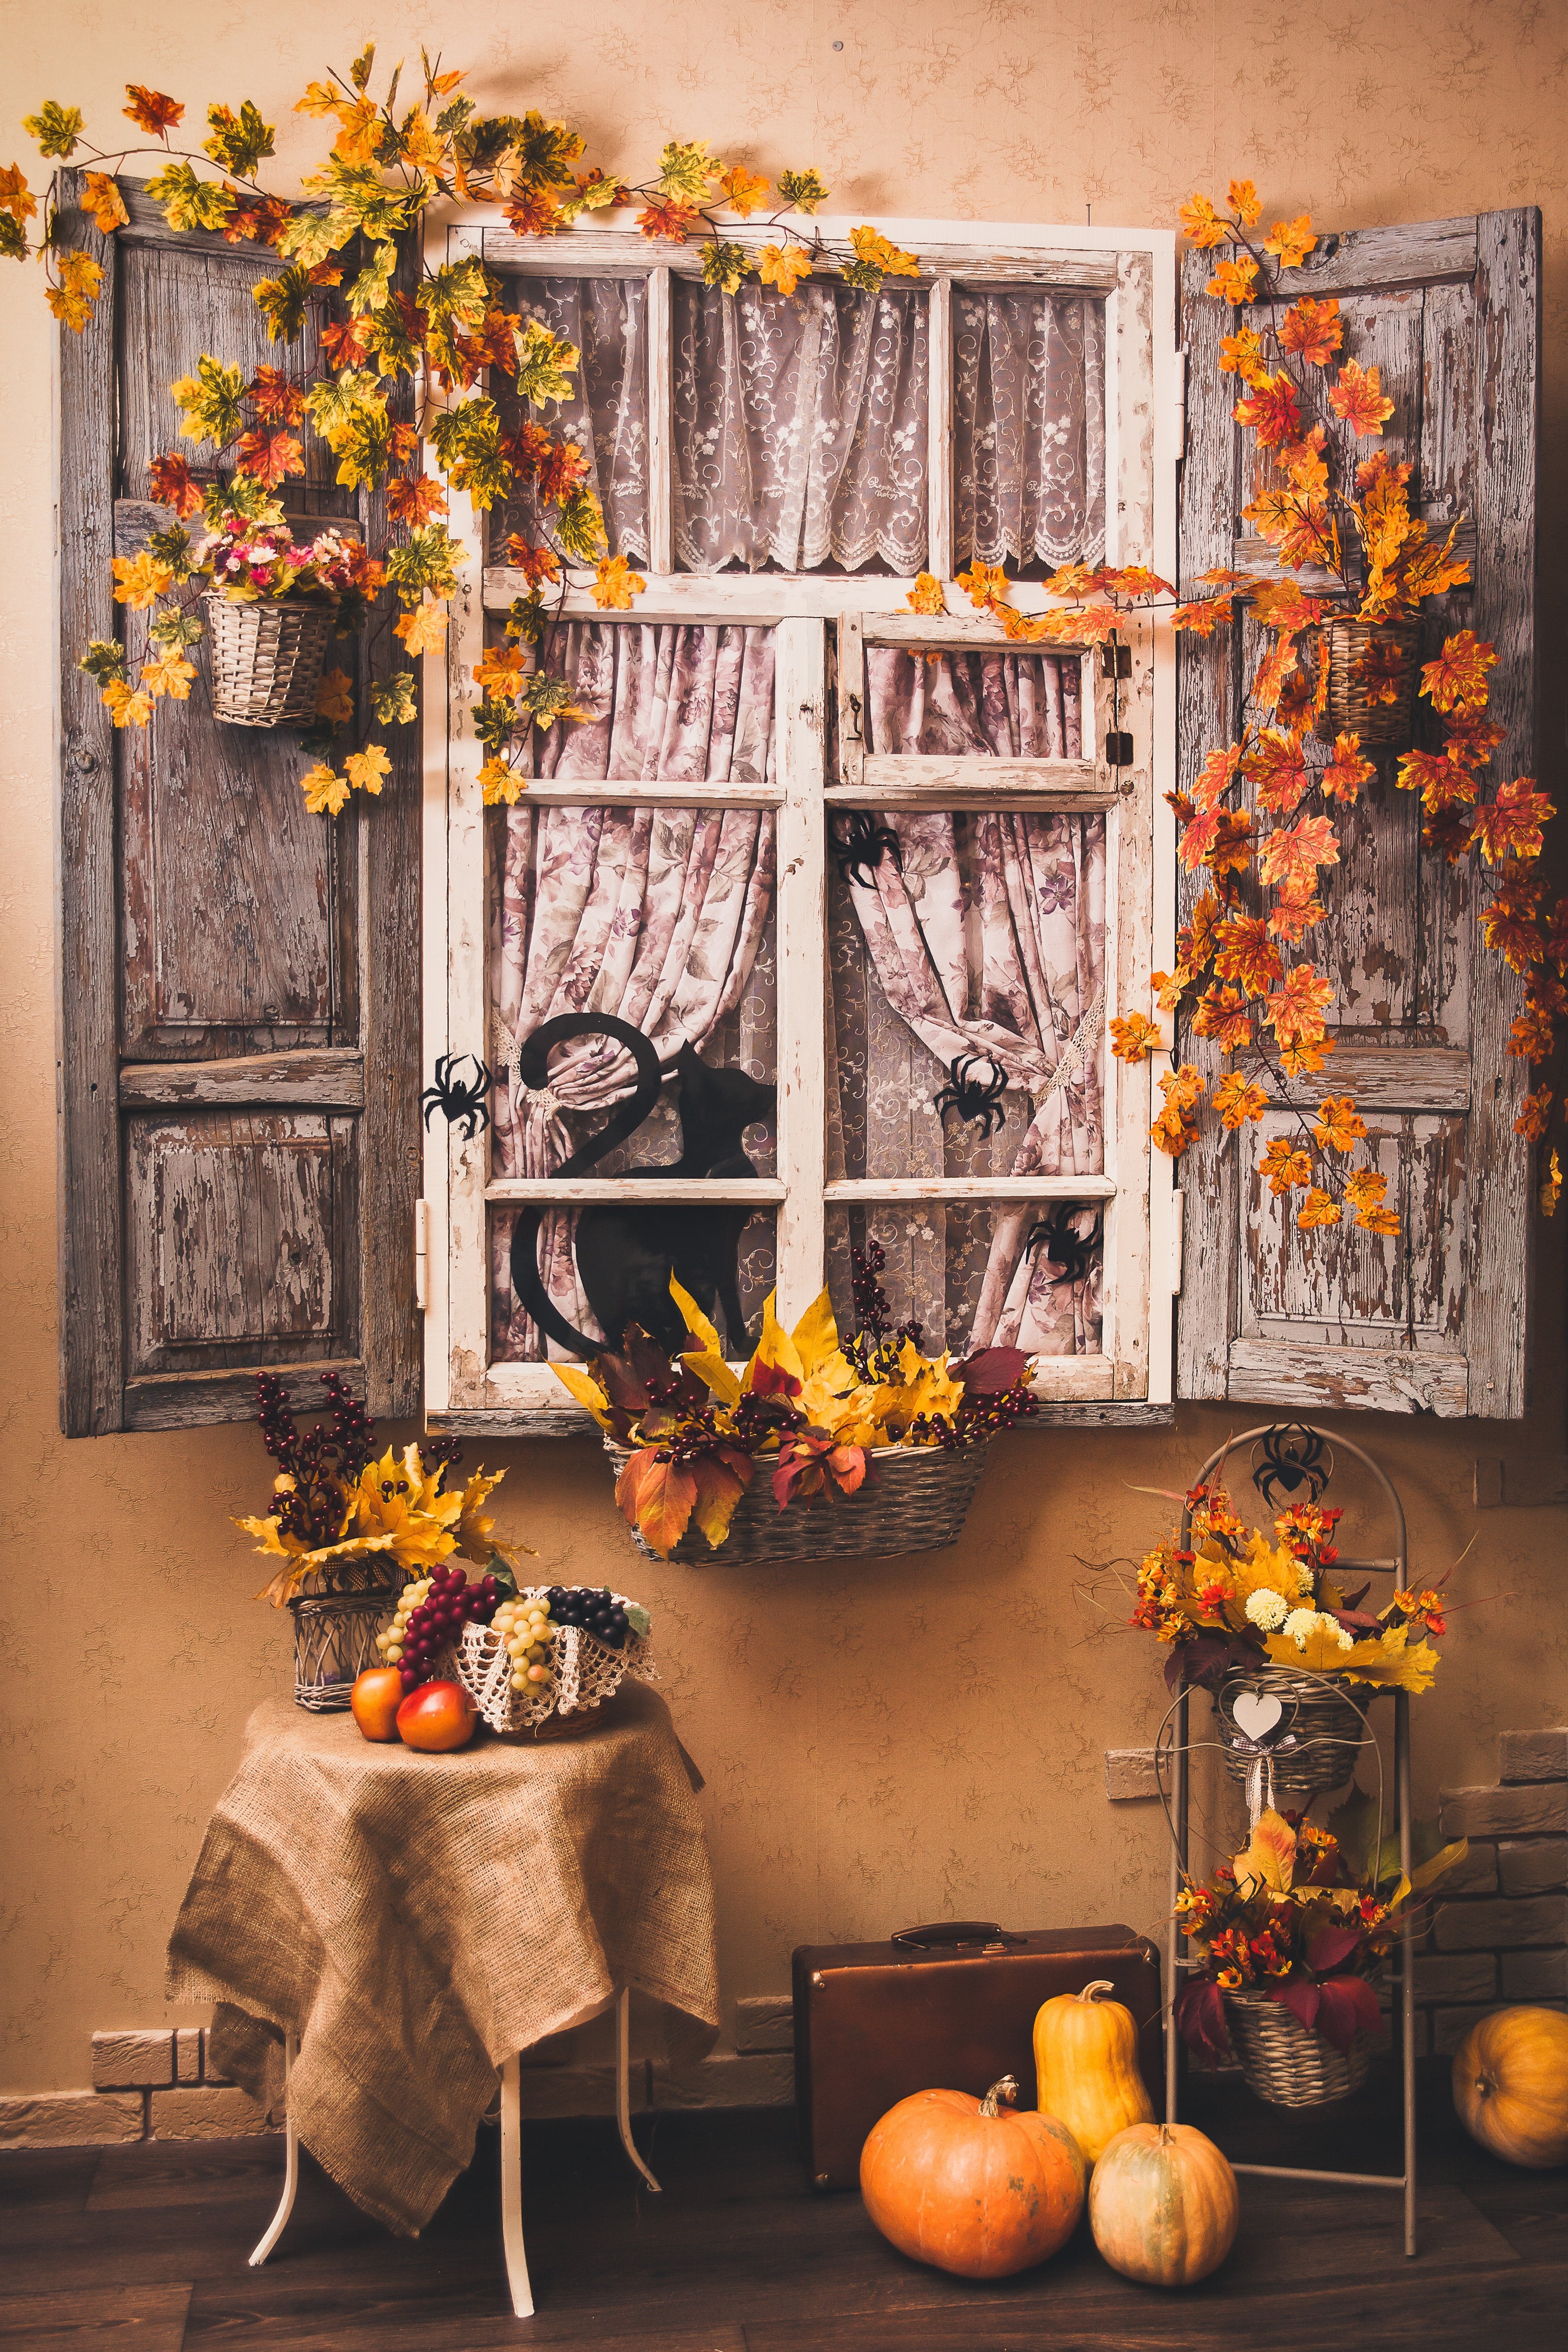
xmin=3 ymin=0 xmax=1566 ymax=2093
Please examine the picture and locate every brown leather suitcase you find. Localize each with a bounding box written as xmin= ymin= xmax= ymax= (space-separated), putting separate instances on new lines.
xmin=791 ymin=1920 xmax=1162 ymax=2189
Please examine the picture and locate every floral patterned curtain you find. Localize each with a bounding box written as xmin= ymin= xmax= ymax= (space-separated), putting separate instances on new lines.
xmin=490 ymin=624 xmax=777 ymax=1359
xmin=832 ymin=790 xmax=1105 ymax=1355
xmin=673 ymin=278 xmax=928 ymax=573
xmin=493 ymin=277 xmax=650 ymax=561
xmin=953 ymin=289 xmax=1106 ymax=571
xmin=864 ymin=647 xmax=1083 ymax=759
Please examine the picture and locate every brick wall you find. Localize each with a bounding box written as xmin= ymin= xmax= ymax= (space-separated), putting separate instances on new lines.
xmin=1417 ymin=1727 xmax=1568 ymax=2055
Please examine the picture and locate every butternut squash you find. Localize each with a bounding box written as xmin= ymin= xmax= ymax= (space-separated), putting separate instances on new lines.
xmin=1033 ymin=1978 xmax=1155 ymax=2167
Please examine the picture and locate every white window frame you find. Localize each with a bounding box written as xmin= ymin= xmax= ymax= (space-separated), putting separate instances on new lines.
xmin=420 ymin=208 xmax=1179 ymax=1430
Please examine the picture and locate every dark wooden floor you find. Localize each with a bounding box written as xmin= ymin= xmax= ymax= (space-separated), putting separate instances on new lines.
xmin=3 ymin=2060 xmax=1564 ymax=2351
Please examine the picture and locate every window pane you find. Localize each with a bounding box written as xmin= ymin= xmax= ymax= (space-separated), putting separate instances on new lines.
xmin=673 ymin=278 xmax=928 ymax=572
xmin=826 ymin=808 xmax=1107 ymax=1182
xmin=863 ymin=646 xmax=1084 ymax=757
xmin=825 ymin=1201 xmax=1102 ymax=1359
xmin=953 ymin=288 xmax=1106 ymax=574
xmin=494 ymin=1204 xmax=777 ymax=1364
xmin=508 ymin=620 xmax=776 ymax=783
xmin=491 ymin=276 xmax=649 ymax=562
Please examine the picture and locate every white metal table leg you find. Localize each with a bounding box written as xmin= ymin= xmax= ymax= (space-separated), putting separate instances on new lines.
xmin=615 ymin=1986 xmax=661 ymax=2194
xmin=499 ymin=2053 xmax=534 ymax=2319
xmin=248 ymin=2032 xmax=301 ymax=2267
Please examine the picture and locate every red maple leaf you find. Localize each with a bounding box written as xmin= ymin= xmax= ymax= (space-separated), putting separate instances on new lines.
xmin=234 ymin=427 xmax=305 ymax=488
xmin=147 ymin=451 xmax=203 ymax=518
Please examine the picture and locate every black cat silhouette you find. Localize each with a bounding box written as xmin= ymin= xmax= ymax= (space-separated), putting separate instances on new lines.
xmin=508 ymin=1011 xmax=777 ymax=1360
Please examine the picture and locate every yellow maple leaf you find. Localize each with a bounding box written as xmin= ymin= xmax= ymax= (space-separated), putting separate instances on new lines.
xmin=81 ymin=171 xmax=128 ymax=234
xmin=848 ymin=223 xmax=919 ymax=278
xmin=480 ymin=758 xmax=528 ymax=806
xmin=102 ymin=678 xmax=153 ymax=728
xmin=395 ymin=599 xmax=449 ymax=657
xmin=315 ymin=667 xmax=355 ymax=726
xmin=757 ymin=241 xmax=812 ymax=297
xmin=474 ymin=643 xmax=528 ymax=697
xmin=111 ymin=551 xmax=175 ymax=609
xmin=1207 ymin=255 xmax=1259 ymax=305
xmin=1297 ymin=1188 xmax=1341 ymax=1230
xmin=1228 ymin=177 xmax=1263 ymax=226
xmin=592 ymin=553 xmax=646 ymax=610
xmin=344 ymin=744 xmax=392 ymax=797
xmin=1313 ymin=1095 xmax=1367 ymax=1153
xmin=301 ymin=762 xmax=350 ymax=815
xmin=1178 ymin=191 xmax=1227 ymax=249
xmin=1541 ymin=1148 xmax=1562 ymax=1216
xmin=1213 ymin=1073 xmax=1267 ymax=1128
xmin=0 ymin=163 xmax=38 ymax=225
xmin=1110 ymin=1012 xmax=1161 ymax=1061
xmin=139 ymin=649 xmax=197 ymax=700
xmin=956 ymin=559 xmax=1008 ymax=612
xmin=904 ymin=571 xmax=946 ymax=617
xmin=1264 ymin=214 xmax=1316 ymax=268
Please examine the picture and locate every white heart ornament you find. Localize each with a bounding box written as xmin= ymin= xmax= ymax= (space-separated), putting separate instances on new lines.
xmin=1232 ymin=1691 xmax=1284 ymax=1743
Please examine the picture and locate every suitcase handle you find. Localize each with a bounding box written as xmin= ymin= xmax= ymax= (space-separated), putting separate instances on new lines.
xmin=891 ymin=1921 xmax=1028 ymax=1953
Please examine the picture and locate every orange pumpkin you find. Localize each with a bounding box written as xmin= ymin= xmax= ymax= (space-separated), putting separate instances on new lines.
xmin=860 ymin=2074 xmax=1086 ymax=2279
xmin=1089 ymin=2122 xmax=1239 ymax=2286
xmin=1453 ymin=2006 xmax=1568 ymax=2169
xmin=1034 ymin=1978 xmax=1156 ymax=2167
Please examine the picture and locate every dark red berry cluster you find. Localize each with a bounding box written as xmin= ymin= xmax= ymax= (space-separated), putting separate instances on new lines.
xmin=397 ymin=1565 xmax=501 ymax=1693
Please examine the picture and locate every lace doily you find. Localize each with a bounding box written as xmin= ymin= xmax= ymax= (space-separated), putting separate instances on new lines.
xmin=454 ymin=1588 xmax=656 ymax=1735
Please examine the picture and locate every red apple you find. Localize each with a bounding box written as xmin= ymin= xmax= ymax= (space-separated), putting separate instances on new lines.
xmin=396 ymin=1679 xmax=478 ymax=1753
xmin=350 ymin=1667 xmax=405 ymax=1743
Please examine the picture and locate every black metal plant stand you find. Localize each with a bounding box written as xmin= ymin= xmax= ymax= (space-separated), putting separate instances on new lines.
xmin=1155 ymin=1422 xmax=1419 ymax=2257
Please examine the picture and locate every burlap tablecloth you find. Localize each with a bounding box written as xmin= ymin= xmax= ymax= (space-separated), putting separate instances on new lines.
xmin=166 ymin=1683 xmax=719 ymax=2235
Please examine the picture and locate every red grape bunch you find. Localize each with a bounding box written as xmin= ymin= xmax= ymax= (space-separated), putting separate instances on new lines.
xmin=378 ymin=1564 xmax=501 ymax=1692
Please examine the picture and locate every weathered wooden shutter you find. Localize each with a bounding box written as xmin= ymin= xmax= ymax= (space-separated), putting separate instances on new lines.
xmin=1176 ymin=209 xmax=1540 ymax=1417
xmin=56 ymin=175 xmax=421 ymax=1433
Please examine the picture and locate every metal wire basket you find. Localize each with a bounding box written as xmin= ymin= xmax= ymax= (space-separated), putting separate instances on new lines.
xmin=1319 ymin=615 xmax=1422 ymax=747
xmin=206 ymin=592 xmax=337 ymax=727
xmin=1225 ymin=1982 xmax=1379 ymax=2107
xmin=288 ymin=1572 xmax=401 ymax=1712
xmin=1216 ymin=1664 xmax=1370 ymax=1804
xmin=604 ymin=1439 xmax=988 ymax=1566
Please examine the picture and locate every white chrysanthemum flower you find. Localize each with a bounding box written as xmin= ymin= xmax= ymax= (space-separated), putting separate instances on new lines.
xmin=1297 ymin=1564 xmax=1315 ymax=1594
xmin=1334 ymin=1620 xmax=1354 ymax=1650
xmin=1245 ymin=1588 xmax=1289 ymax=1631
xmin=1281 ymin=1607 xmax=1318 ymax=1647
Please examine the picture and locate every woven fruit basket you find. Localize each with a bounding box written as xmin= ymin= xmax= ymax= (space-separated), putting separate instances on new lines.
xmin=206 ymin=591 xmax=338 ymax=727
xmin=1216 ymin=1664 xmax=1369 ymax=1803
xmin=454 ymin=1585 xmax=656 ymax=1735
xmin=288 ymin=1568 xmax=401 ymax=1714
xmin=1319 ymin=615 xmax=1422 ymax=748
xmin=604 ymin=1439 xmax=988 ymax=1567
xmin=1225 ymin=1982 xmax=1380 ymax=2107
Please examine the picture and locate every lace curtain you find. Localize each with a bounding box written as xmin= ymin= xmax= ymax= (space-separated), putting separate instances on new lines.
xmin=829 ymin=781 xmax=1106 ymax=1356
xmin=865 ymin=648 xmax=1083 ymax=759
xmin=493 ymin=277 xmax=650 ymax=561
xmin=673 ymin=278 xmax=928 ymax=573
xmin=954 ymin=289 xmax=1106 ymax=571
xmin=490 ymin=624 xmax=777 ymax=1360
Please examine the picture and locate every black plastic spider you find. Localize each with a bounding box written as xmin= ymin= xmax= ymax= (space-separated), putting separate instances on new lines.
xmin=831 ymin=810 xmax=903 ymax=890
xmin=933 ymin=1052 xmax=1010 ymax=1137
xmin=422 ymin=1052 xmax=493 ymax=1141
xmin=1251 ymin=1422 xmax=1331 ymax=1510
xmin=1024 ymin=1204 xmax=1103 ymax=1286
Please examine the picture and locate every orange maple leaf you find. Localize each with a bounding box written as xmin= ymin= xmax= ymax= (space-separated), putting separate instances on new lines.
xmin=1260 ymin=1138 xmax=1314 ymax=1195
xmin=1234 ymin=371 xmax=1302 ymax=449
xmin=124 ymin=85 xmax=184 ymax=138
xmin=1279 ymin=1034 xmax=1335 ymax=1080
xmin=502 ymin=537 xmax=563 ymax=588
xmin=1100 ymin=565 xmax=1173 ymax=599
xmin=1152 ymin=965 xmax=1194 ymax=1012
xmin=1214 ymin=1073 xmax=1268 ymax=1128
xmin=395 ymin=600 xmax=449 ymax=658
xmin=1353 ymin=636 xmax=1410 ymax=707
xmin=1178 ymin=191 xmax=1228 ymax=249
xmin=591 ymin=553 xmax=646 ymax=610
xmin=1482 ymin=881 xmax=1544 ymax=975
xmin=1268 ymin=887 xmax=1326 ymax=944
xmin=1208 ymin=809 xmax=1258 ymax=876
xmin=758 ymin=242 xmax=812 ymax=296
xmin=1264 ymin=962 xmax=1335 ymax=1044
xmin=1215 ymin=915 xmax=1283 ymax=996
xmin=82 ymin=171 xmax=129 ymax=235
xmin=1470 ymin=778 xmax=1554 ymax=865
xmin=1191 ymin=743 xmax=1242 ymax=812
xmin=1251 ymin=639 xmax=1298 ymax=714
xmin=247 ymin=366 xmax=306 ymax=425
xmin=473 ymin=643 xmax=528 ymax=698
xmin=1243 ymin=730 xmax=1309 ymax=817
xmin=1443 ymin=713 xmax=1506 ymax=771
xmin=1171 ymin=597 xmax=1234 ymax=636
xmin=147 ymin=452 xmax=203 ymax=519
xmin=1321 ymin=732 xmax=1375 ymax=804
xmin=1515 ymin=1087 xmax=1553 ymax=1141
xmin=1207 ymin=255 xmax=1260 ymax=305
xmin=1220 ymin=327 xmax=1268 ymax=383
xmin=1110 ymin=1012 xmax=1162 ymax=1061
xmin=1192 ymin=984 xmax=1255 ymax=1052
xmin=234 ymin=427 xmax=305 ymax=488
xmin=906 ymin=572 xmax=947 ymax=617
xmin=386 ymin=474 xmax=449 ymax=526
xmin=1329 ymin=359 xmax=1395 ymax=436
xmin=1278 ymin=297 xmax=1342 ymax=366
xmin=1421 ymin=630 xmax=1496 ymax=714
xmin=1260 ymin=813 xmax=1339 ymax=893
xmin=719 ymin=164 xmax=771 ymax=216
xmin=1250 ymin=581 xmax=1326 ymax=637
xmin=637 ymin=198 xmax=699 ymax=242
xmin=1228 ymin=178 xmax=1263 ymax=227
xmin=1313 ymin=1096 xmax=1367 ymax=1153
xmin=1263 ymin=215 xmax=1316 ymax=268
xmin=956 ymin=560 xmax=1008 ymax=613
xmin=1297 ymin=1188 xmax=1342 ymax=1230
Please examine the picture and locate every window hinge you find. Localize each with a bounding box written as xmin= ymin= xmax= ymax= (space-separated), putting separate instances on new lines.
xmin=1167 ymin=1189 xmax=1185 ymax=1296
xmin=414 ymin=1197 xmax=430 ymax=1312
xmin=1105 ymin=730 xmax=1135 ymax=767
xmin=1172 ymin=348 xmax=1188 ymax=464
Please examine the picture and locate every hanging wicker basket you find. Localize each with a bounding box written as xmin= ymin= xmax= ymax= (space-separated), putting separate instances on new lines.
xmin=288 ymin=1570 xmax=401 ymax=1712
xmin=1225 ymin=1982 xmax=1379 ymax=2107
xmin=1319 ymin=615 xmax=1423 ymax=748
xmin=206 ymin=591 xmax=338 ymax=728
xmin=1216 ymin=1663 xmax=1369 ymax=1804
xmin=603 ymin=1439 xmax=989 ymax=1567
